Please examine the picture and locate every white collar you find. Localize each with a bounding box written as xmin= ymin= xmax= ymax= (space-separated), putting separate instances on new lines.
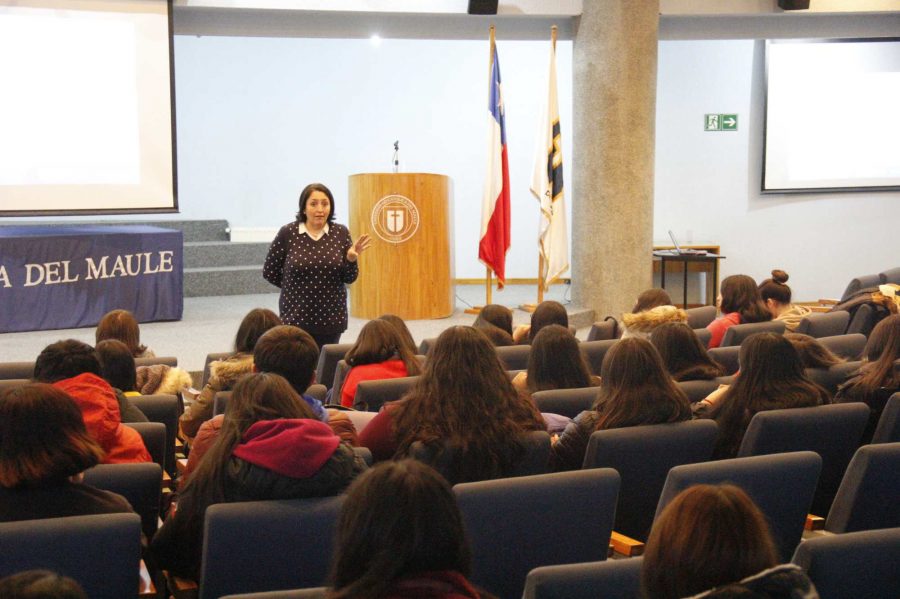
xmin=298 ymin=222 xmax=329 ymax=240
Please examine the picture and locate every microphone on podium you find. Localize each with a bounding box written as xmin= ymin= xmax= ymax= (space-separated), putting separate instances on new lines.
xmin=392 ymin=140 xmax=399 ymax=173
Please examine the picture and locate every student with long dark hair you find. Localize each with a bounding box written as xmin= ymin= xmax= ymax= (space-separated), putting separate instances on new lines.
xmin=96 ymin=309 xmax=153 ymax=358
xmin=472 ymin=304 xmax=515 ymax=347
xmin=706 ymin=274 xmax=772 ymax=348
xmin=651 ymin=322 xmax=725 ymax=382
xmin=512 ymin=325 xmax=597 ymax=393
xmin=340 ymin=319 xmax=422 ymax=408
xmin=835 ymin=313 xmax=900 ymax=443
xmin=327 ymin=460 xmax=491 ymax=599
xmin=695 ymin=333 xmax=830 ymax=459
xmin=358 ymin=326 xmax=546 ymax=483
xmin=152 ymin=372 xmax=365 ymax=579
xmin=550 ymin=337 xmax=691 ymax=471
xmin=641 ymin=484 xmax=816 ymax=599
xmin=513 ymin=300 xmax=568 ymax=344
xmin=758 ymin=269 xmax=812 ymax=332
xmin=784 ymin=333 xmax=846 ymax=370
xmin=378 ymin=313 xmax=419 ymax=356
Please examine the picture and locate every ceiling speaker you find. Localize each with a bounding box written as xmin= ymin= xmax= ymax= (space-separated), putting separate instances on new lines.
xmin=778 ymin=0 xmax=811 ymax=9
xmin=468 ymin=0 xmax=499 ymax=15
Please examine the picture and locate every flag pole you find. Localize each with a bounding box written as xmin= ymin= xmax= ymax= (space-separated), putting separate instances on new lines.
xmin=534 ymin=26 xmax=557 ymax=306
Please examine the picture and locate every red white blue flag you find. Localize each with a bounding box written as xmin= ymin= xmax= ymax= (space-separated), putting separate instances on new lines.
xmin=479 ymin=42 xmax=511 ymax=289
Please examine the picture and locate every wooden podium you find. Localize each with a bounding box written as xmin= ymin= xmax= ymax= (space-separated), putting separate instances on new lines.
xmin=348 ymin=173 xmax=454 ymax=320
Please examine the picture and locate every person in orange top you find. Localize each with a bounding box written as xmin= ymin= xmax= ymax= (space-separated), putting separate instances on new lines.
xmin=33 ymin=339 xmax=151 ymax=464
xmin=340 ymin=319 xmax=422 ymax=408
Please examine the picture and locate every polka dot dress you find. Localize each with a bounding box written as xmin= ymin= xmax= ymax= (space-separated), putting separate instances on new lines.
xmin=263 ymin=222 xmax=359 ymax=335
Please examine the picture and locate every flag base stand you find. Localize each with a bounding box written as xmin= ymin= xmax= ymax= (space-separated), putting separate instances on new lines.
xmin=518 ymin=303 xmax=538 ymax=313
xmin=465 ymin=306 xmax=484 ymax=315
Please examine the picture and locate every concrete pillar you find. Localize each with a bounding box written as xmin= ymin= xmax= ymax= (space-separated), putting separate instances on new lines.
xmin=571 ymin=0 xmax=659 ymax=320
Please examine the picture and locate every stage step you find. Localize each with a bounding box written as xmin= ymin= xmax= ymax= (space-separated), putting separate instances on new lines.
xmin=183 ymin=240 xmax=269 ymax=269
xmin=184 ymin=265 xmax=277 ymax=297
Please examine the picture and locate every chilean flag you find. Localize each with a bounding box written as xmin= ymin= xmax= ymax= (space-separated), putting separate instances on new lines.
xmin=479 ymin=43 xmax=511 ymax=289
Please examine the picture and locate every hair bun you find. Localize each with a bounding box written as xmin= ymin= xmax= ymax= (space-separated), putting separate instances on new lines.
xmin=771 ymin=269 xmax=789 ymax=284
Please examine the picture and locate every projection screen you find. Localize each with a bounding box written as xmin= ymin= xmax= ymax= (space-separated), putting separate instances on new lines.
xmin=0 ymin=0 xmax=176 ymax=215
xmin=763 ymin=38 xmax=900 ymax=193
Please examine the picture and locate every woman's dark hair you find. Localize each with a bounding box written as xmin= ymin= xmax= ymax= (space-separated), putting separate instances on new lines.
xmin=850 ymin=314 xmax=900 ymax=396
xmin=529 ymin=301 xmax=568 ymax=343
xmin=234 ymin=308 xmax=282 ymax=354
xmin=719 ymin=275 xmax=771 ymax=324
xmin=0 ymin=384 xmax=104 ymax=487
xmin=345 ymin=319 xmax=421 ymax=376
xmin=758 ymin=269 xmax=792 ymax=305
xmin=392 ymin=326 xmax=545 ymax=483
xmin=377 ymin=314 xmax=418 ymax=357
xmin=713 ymin=333 xmax=829 ymax=458
xmin=593 ymin=337 xmax=690 ymax=430
xmin=0 ymin=570 xmax=88 ymax=599
xmin=651 ymin=322 xmax=725 ymax=382
xmin=174 ymin=373 xmax=315 ymax=552
xmin=295 ymin=183 xmax=337 ymax=225
xmin=328 ymin=460 xmax=471 ymax=599
xmin=526 ymin=325 xmax=593 ymax=392
xmin=641 ymin=484 xmax=778 ymax=599
xmin=785 ymin=333 xmax=846 ymax=369
xmin=95 ymin=309 xmax=147 ymax=357
xmin=33 ymin=340 xmax=101 ymax=384
xmin=473 ymin=304 xmax=515 ymax=347
xmin=95 ymin=339 xmax=137 ymax=392
xmin=632 ymin=288 xmax=672 ymax=314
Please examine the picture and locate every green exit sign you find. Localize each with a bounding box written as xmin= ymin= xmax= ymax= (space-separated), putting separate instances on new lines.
xmin=704 ymin=113 xmax=738 ymax=131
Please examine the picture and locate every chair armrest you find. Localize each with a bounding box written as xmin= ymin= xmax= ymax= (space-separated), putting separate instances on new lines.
xmin=610 ymin=531 xmax=645 ymax=557
xmin=139 ymin=560 xmax=156 ymax=597
xmin=176 ymin=458 xmax=187 ymax=475
xmin=164 ymin=571 xmax=198 ymax=599
xmin=805 ymin=514 xmax=825 ymax=531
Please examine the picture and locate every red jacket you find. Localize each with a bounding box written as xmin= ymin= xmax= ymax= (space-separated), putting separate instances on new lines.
xmin=706 ymin=312 xmax=741 ymax=349
xmin=54 ymin=373 xmax=152 ymax=464
xmin=341 ymin=359 xmax=410 ymax=407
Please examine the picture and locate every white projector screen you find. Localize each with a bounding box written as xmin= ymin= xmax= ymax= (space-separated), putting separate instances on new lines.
xmin=0 ymin=0 xmax=176 ymax=215
xmin=763 ymin=38 xmax=900 ymax=193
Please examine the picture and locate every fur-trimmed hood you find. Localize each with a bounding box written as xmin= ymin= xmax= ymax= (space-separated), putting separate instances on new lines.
xmin=621 ymin=305 xmax=688 ymax=333
xmin=208 ymin=353 xmax=254 ymax=387
xmin=135 ymin=364 xmax=194 ymax=395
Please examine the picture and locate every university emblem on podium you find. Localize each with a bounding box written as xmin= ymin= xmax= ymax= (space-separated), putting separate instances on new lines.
xmin=371 ymin=194 xmax=420 ymax=244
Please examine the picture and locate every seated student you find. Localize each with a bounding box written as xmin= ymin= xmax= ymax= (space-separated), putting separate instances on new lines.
xmin=513 ymin=300 xmax=568 ymax=344
xmin=784 ymin=333 xmax=846 ymax=370
xmin=328 ymin=460 xmax=491 ymax=599
xmin=472 ymin=304 xmax=516 ymax=347
xmin=0 ymin=384 xmax=134 ymax=522
xmin=358 ymin=326 xmax=546 ymax=484
xmin=180 ymin=307 xmax=282 ymax=440
xmin=642 ymin=484 xmax=817 ymax=599
xmin=378 ymin=313 xmax=419 ymax=356
xmin=95 ymin=339 xmax=149 ymax=423
xmin=706 ymin=274 xmax=772 ymax=349
xmin=835 ymin=314 xmax=900 ymax=444
xmin=0 ymin=570 xmax=88 ymax=599
xmin=550 ymin=337 xmax=691 ymax=472
xmin=650 ymin=322 xmax=725 ymax=382
xmin=341 ymin=319 xmax=422 ymax=408
xmin=758 ymin=269 xmax=812 ymax=332
xmin=619 ymin=288 xmax=687 ymax=339
xmin=512 ymin=324 xmax=598 ymax=393
xmin=694 ymin=333 xmax=830 ymax=459
xmin=96 ymin=309 xmax=155 ymax=358
xmin=33 ymin=340 xmax=151 ymax=464
xmin=151 ymin=373 xmax=366 ymax=580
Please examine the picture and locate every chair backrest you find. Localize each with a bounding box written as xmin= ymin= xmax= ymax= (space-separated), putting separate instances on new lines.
xmin=792 ymin=527 xmax=900 ymax=599
xmin=840 ymin=274 xmax=881 ymax=302
xmin=693 ymin=327 xmax=713 ymax=348
xmin=495 ymin=344 xmax=532 ymax=371
xmin=708 ymin=345 xmax=740 ymax=375
xmin=824 ymin=442 xmax=900 ymax=534
xmin=124 ymin=421 xmax=167 ymax=472
xmin=817 ymin=333 xmax=867 ymax=361
xmin=82 ymin=462 xmax=163 ymax=538
xmin=0 ymin=361 xmax=34 ymax=380
xmin=221 ymin=590 xmax=327 ymax=599
xmin=130 ymin=393 xmax=180 ymax=476
xmin=331 ymin=359 xmax=350 ymax=399
xmin=845 ymin=303 xmax=876 ymax=336
xmin=720 ymin=320 xmax=785 ymax=347
xmin=418 ymin=337 xmax=437 ymax=355
xmin=353 ymin=376 xmax=419 ymax=412
xmin=408 ymin=431 xmax=551 ymax=484
xmin=200 ymin=496 xmax=344 ymax=599
xmin=879 ymin=266 xmax=900 ymax=285
xmin=586 ymin=318 xmax=618 ymax=341
xmin=135 ymin=355 xmax=178 ymax=368
xmin=202 ymin=352 xmax=232 ymax=388
xmin=804 ymin=361 xmax=860 ymax=397
xmin=582 ymin=420 xmax=719 ymax=541
xmin=0 ymin=378 xmax=28 ymax=393
xmin=686 ymin=305 xmax=718 ymax=329
xmin=795 ymin=311 xmax=850 ymax=337
xmin=0 ymin=513 xmax=142 ymax=599
xmin=657 ymin=452 xmax=822 ymax=561
xmin=872 ymin=392 xmax=900 ymax=443
xmin=737 ymin=403 xmax=870 ymax=516
xmin=314 ymin=343 xmax=353 ymax=391
xmin=532 ymin=387 xmax=598 ymax=419
xmin=579 ymin=340 xmax=617 ymax=375
xmin=524 ymin=557 xmax=643 ymax=599
xmin=455 ymin=468 xmax=620 ymax=599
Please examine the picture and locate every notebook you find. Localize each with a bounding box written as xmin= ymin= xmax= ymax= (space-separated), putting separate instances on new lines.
xmin=668 ymin=231 xmax=706 ymax=255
